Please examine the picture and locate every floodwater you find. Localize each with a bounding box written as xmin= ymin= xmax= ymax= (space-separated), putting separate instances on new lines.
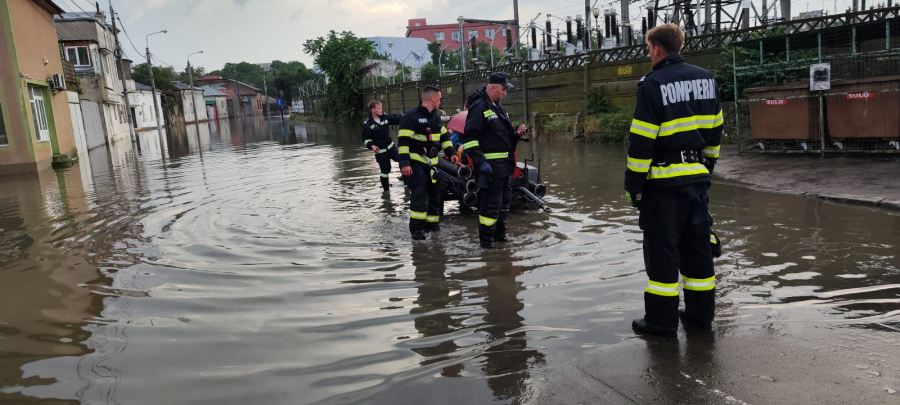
xmin=1 ymin=118 xmax=899 ymax=404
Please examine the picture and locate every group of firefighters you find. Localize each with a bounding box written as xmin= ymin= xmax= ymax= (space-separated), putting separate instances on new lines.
xmin=359 ymin=24 xmax=724 ymax=338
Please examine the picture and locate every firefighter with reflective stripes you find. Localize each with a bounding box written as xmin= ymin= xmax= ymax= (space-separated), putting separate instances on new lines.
xmin=625 ymin=24 xmax=723 ymax=337
xmin=361 ymin=101 xmax=403 ymax=191
xmin=398 ymin=85 xmax=458 ymax=240
xmin=463 ymin=72 xmax=528 ymax=249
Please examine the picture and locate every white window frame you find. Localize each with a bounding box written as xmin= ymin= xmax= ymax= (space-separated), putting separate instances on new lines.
xmin=486 ymin=29 xmax=496 ymax=40
xmin=28 ymin=86 xmax=50 ymax=142
xmin=503 ymin=27 xmax=509 ymax=37
xmin=65 ymin=46 xmax=91 ymax=67
xmin=434 ymin=31 xmax=445 ymax=41
xmin=451 ymin=31 xmax=460 ymax=42
xmin=468 ymin=29 xmax=478 ymax=39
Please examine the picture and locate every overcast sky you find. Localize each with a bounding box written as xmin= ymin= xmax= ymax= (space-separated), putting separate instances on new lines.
xmin=67 ymin=0 xmax=859 ymax=73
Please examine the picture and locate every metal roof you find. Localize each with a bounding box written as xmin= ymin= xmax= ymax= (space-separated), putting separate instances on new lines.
xmin=54 ymin=11 xmax=113 ymax=28
xmin=367 ymin=37 xmax=432 ymax=69
xmin=133 ymin=82 xmax=153 ymax=92
xmin=198 ymin=85 xmax=227 ymax=97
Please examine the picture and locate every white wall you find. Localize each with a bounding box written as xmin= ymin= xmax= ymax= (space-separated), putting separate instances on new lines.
xmin=182 ymin=90 xmax=209 ymax=123
xmin=127 ymin=91 xmax=164 ymax=130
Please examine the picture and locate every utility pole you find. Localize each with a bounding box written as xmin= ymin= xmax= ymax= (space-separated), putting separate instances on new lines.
xmin=585 ymin=0 xmax=592 ymax=51
xmin=232 ymin=65 xmax=244 ymax=123
xmin=621 ymin=0 xmax=631 ymax=45
xmin=187 ymin=50 xmax=202 ymax=141
xmin=459 ymin=17 xmax=467 ymax=73
xmin=109 ymin=5 xmax=139 ymax=152
xmin=263 ymin=69 xmax=270 ymax=118
xmin=513 ymin=0 xmax=521 ymax=60
xmin=146 ymin=30 xmax=167 ymax=157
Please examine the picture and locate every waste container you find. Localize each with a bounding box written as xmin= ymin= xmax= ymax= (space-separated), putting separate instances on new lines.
xmin=826 ymin=76 xmax=900 ymax=140
xmin=744 ymin=81 xmax=821 ymax=141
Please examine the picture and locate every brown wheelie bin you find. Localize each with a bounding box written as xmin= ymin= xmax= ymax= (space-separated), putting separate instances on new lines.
xmin=826 ymin=76 xmax=900 ymax=141
xmin=744 ymin=81 xmax=821 ymax=142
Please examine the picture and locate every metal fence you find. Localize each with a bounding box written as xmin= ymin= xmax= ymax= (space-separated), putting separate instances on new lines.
xmin=733 ymin=16 xmax=900 ymax=153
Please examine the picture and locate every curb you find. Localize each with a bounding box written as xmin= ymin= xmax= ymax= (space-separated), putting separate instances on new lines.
xmin=712 ymin=180 xmax=900 ymax=211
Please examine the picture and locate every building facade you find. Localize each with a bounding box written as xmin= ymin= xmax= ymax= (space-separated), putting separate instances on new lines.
xmin=126 ymin=82 xmax=164 ymax=132
xmin=199 ymin=86 xmax=228 ymax=120
xmin=1 ymin=0 xmax=78 ymax=175
xmin=55 ymin=10 xmax=129 ymax=146
xmin=172 ymin=82 xmax=209 ymax=124
xmin=195 ymin=76 xmax=263 ymax=118
xmin=405 ymin=18 xmax=517 ymax=51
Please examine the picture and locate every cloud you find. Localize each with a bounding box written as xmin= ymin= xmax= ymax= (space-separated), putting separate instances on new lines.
xmin=289 ymin=8 xmax=304 ymax=21
xmin=234 ymin=0 xmax=251 ymax=8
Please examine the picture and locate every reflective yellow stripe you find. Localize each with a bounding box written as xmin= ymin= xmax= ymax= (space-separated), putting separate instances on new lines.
xmin=376 ymin=142 xmax=394 ymax=154
xmin=408 ymin=153 xmax=429 ymax=165
xmin=702 ymin=145 xmax=720 ymax=158
xmin=430 ymin=157 xmax=438 ymax=165
xmin=414 ymin=133 xmax=429 ymax=142
xmin=630 ymin=119 xmax=660 ymax=139
xmin=399 ymin=146 xmax=409 ymax=154
xmin=399 ymin=129 xmax=414 ymax=138
xmin=440 ymin=126 xmax=448 ymax=135
xmin=380 ymin=173 xmax=389 ymax=178
xmin=710 ymin=234 xmax=717 ymax=244
xmin=682 ymin=276 xmax=715 ymax=291
xmin=648 ymin=163 xmax=709 ymax=179
xmin=426 ymin=215 xmax=440 ymax=223
xmin=645 ymin=280 xmax=679 ymax=297
xmin=410 ymin=210 xmax=427 ymax=220
xmin=364 ymin=139 xmax=372 ymax=146
xmin=484 ymin=110 xmax=496 ymax=118
xmin=659 ymin=113 xmax=723 ymax=137
xmin=479 ymin=215 xmax=497 ymax=226
xmin=464 ymin=141 xmax=479 ymax=149
xmin=484 ymin=152 xmax=509 ymax=160
xmin=441 ymin=141 xmax=453 ymax=150
xmin=627 ymin=156 xmax=652 ymax=173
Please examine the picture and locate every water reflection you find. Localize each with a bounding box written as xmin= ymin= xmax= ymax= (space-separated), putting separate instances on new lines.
xmin=0 ymin=119 xmax=898 ymax=404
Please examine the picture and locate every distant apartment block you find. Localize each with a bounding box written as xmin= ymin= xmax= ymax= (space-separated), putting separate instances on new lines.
xmin=405 ymin=18 xmax=518 ymax=51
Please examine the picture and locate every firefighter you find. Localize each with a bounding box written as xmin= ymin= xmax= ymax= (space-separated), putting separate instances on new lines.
xmin=361 ymin=101 xmax=403 ymax=191
xmin=625 ymin=24 xmax=723 ymax=337
xmin=398 ymin=85 xmax=458 ymax=240
xmin=462 ymin=73 xmax=528 ymax=249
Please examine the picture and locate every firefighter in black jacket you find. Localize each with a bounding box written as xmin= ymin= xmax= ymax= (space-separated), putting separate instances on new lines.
xmin=398 ymin=85 xmax=458 ymax=240
xmin=462 ymin=73 xmax=528 ymax=249
xmin=361 ymin=101 xmax=403 ymax=191
xmin=625 ymin=24 xmax=723 ymax=337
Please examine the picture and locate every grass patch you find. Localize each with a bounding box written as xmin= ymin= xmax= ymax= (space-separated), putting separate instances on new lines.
xmin=582 ymin=109 xmax=633 ymax=144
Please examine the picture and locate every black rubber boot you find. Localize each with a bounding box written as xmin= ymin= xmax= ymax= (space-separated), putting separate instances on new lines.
xmin=632 ymin=318 xmax=677 ymax=337
xmin=411 ymin=231 xmax=426 ymax=241
xmin=425 ymin=224 xmax=440 ymax=233
xmin=679 ymin=309 xmax=712 ymax=329
xmin=380 ymin=177 xmax=390 ymax=190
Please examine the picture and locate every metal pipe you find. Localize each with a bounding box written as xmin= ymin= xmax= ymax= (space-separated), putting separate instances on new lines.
xmin=527 ymin=181 xmax=546 ymax=197
xmin=437 ymin=158 xmax=472 ymax=180
xmin=517 ymin=187 xmax=551 ymax=212
xmin=465 ymin=179 xmax=479 ymax=194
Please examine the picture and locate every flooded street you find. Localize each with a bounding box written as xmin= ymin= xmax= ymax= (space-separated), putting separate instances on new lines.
xmin=1 ymin=119 xmax=899 ymax=404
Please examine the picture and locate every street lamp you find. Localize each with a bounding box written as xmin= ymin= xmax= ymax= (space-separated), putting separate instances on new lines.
xmin=438 ymin=41 xmax=452 ymax=76
xmin=187 ymin=50 xmax=203 ymax=139
xmin=592 ymin=8 xmax=601 ymax=50
xmin=387 ymin=41 xmax=394 ymax=84
xmin=145 ymin=29 xmax=167 ymax=157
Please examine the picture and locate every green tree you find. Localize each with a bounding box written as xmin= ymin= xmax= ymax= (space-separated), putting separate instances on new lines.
xmin=132 ymin=63 xmax=177 ymax=91
xmin=303 ymin=30 xmax=375 ymax=123
xmin=178 ymin=66 xmax=206 ymax=83
xmin=420 ymin=63 xmax=440 ymax=79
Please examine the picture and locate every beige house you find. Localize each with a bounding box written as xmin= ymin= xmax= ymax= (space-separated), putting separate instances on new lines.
xmin=0 ymin=0 xmax=77 ymax=175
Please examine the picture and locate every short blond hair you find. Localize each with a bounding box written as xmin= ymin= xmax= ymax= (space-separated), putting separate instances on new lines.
xmin=367 ymin=100 xmax=382 ymax=110
xmin=646 ymin=23 xmax=684 ymax=55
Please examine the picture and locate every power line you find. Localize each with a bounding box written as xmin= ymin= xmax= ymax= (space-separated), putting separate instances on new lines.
xmin=115 ymin=14 xmax=143 ymax=56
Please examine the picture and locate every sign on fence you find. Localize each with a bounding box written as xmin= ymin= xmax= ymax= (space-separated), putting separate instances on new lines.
xmin=810 ymin=63 xmax=831 ymax=91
